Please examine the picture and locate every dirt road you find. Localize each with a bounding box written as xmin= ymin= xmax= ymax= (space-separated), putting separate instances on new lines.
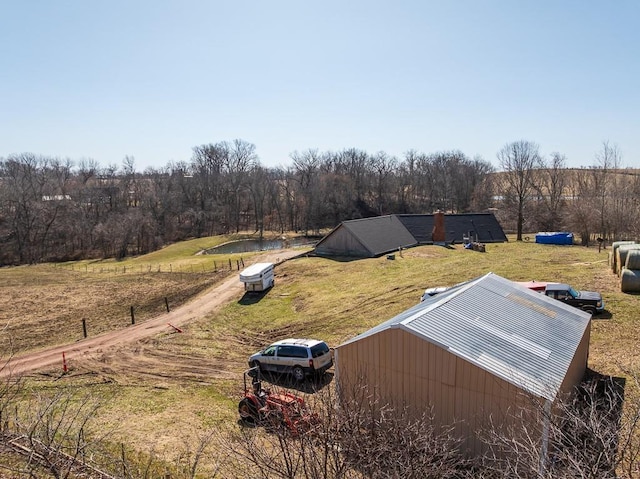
xmin=2 ymin=250 xmax=306 ymax=378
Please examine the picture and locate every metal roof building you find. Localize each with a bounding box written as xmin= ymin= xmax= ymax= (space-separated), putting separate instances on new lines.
xmin=314 ymin=213 xmax=506 ymax=258
xmin=335 ymin=272 xmax=592 ymax=458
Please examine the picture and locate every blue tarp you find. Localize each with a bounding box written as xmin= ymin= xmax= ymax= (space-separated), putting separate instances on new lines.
xmin=535 ymin=232 xmax=574 ymax=245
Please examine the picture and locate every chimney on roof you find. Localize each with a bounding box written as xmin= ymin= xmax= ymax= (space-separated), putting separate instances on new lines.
xmin=432 ymin=210 xmax=446 ymax=243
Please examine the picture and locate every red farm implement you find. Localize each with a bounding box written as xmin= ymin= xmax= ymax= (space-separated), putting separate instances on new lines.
xmin=238 ymin=367 xmax=319 ymax=435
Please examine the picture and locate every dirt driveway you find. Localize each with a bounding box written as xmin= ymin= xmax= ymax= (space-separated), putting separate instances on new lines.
xmin=2 ymin=250 xmax=306 ymax=378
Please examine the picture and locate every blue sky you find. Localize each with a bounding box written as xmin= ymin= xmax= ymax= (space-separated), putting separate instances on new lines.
xmin=1 ymin=1 xmax=638 ymax=171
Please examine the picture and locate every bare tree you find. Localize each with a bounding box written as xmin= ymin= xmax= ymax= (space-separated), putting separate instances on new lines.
xmin=395 ymin=151 xmax=417 ymax=213
xmin=497 ymin=141 xmax=543 ymax=240
xmin=469 ymin=157 xmax=497 ymax=212
xmin=291 ymin=149 xmax=323 ymax=234
xmin=0 ymin=142 xmax=498 ymax=264
xmin=340 ymin=148 xmax=370 ymax=212
xmin=190 ymin=142 xmax=228 ymax=235
xmin=0 ymin=154 xmax=60 ymax=263
xmin=369 ymin=151 xmax=397 ymax=215
xmin=226 ymin=139 xmax=259 ymax=232
xmin=249 ymin=165 xmax=269 ymax=237
xmin=594 ymin=141 xmax=622 ymax=240
xmin=318 ymin=154 xmax=356 ymax=225
xmin=531 ymin=152 xmax=567 ymax=231
xmin=567 ymin=168 xmax=599 ymax=246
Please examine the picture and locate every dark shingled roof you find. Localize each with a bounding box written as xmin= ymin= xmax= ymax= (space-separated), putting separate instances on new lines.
xmin=314 ymin=213 xmax=507 ymax=258
xmin=342 ymin=215 xmax=417 ymax=256
xmin=397 ymin=213 xmax=507 ymax=244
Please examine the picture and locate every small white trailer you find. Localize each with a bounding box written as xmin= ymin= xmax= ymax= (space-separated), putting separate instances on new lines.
xmin=239 ymin=262 xmax=275 ymax=292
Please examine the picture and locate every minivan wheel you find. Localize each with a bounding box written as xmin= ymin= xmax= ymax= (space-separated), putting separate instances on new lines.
xmin=292 ymin=366 xmax=305 ymax=382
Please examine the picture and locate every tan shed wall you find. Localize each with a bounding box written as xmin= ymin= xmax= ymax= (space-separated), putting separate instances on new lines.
xmin=315 ymin=226 xmax=371 ymax=257
xmin=337 ymin=328 xmax=548 ymax=458
xmin=559 ymin=321 xmax=590 ymax=395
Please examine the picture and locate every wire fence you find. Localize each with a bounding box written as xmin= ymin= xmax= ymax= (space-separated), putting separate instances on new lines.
xmin=57 ymin=257 xmax=246 ymax=275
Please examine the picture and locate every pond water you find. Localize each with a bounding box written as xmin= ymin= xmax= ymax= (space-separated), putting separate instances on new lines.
xmin=203 ymin=237 xmax=318 ymax=255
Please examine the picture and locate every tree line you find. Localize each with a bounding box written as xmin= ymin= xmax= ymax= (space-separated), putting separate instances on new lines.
xmin=1 ymin=139 xmax=638 ymax=265
xmin=493 ymin=140 xmax=640 ymax=245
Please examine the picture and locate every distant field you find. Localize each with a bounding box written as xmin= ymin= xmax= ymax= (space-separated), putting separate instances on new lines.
xmin=1 ymin=236 xmax=638 ymax=475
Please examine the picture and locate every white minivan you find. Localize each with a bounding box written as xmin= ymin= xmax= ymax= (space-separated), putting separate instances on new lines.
xmin=248 ymin=338 xmax=333 ymax=382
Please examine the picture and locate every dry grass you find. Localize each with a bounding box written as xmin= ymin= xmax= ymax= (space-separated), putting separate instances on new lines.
xmin=0 ymin=265 xmax=224 ymax=355
xmin=0 ymin=233 xmax=284 ymax=356
xmin=2 ymin=235 xmax=639 ymax=475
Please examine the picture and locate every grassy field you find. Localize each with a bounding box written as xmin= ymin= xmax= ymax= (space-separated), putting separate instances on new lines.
xmin=0 ymin=234 xmax=270 ymax=355
xmin=2 ymin=236 xmax=639 ymax=475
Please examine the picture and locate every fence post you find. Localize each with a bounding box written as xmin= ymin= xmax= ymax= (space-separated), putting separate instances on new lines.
xmin=228 ymin=259 xmax=232 ymax=270
xmin=130 ymin=306 xmax=135 ymax=325
xmin=165 ymin=297 xmax=170 ymax=313
xmin=122 ymin=443 xmax=127 ymax=477
xmin=82 ymin=319 xmax=87 ymax=338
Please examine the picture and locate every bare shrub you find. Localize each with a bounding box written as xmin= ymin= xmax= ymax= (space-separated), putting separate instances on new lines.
xmin=481 ymin=371 xmax=640 ymax=478
xmin=5 ymin=386 xmax=115 ymax=478
xmin=220 ymin=382 xmax=474 ymax=478
xmin=0 ymin=370 xmax=223 ymax=479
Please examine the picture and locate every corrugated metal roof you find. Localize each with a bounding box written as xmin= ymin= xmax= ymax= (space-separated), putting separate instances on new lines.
xmin=338 ymin=273 xmax=591 ymax=401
